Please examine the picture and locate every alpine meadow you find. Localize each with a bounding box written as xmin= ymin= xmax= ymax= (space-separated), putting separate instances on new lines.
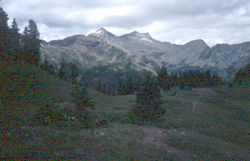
xmin=0 ymin=1 xmax=249 ymax=160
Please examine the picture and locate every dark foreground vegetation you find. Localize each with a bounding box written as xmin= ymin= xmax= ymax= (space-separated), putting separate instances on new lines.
xmin=0 ymin=7 xmax=249 ymax=160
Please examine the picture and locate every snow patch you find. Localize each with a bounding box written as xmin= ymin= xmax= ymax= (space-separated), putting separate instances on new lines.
xmin=109 ymin=55 xmax=118 ymax=63
xmin=141 ymin=37 xmax=154 ymax=43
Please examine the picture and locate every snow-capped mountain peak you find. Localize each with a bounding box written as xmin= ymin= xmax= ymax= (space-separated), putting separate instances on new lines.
xmin=88 ymin=28 xmax=115 ymax=37
xmin=92 ymin=28 xmax=107 ymax=35
xmin=42 ymin=28 xmax=250 ymax=81
xmin=87 ymin=28 xmax=117 ymax=44
xmin=123 ymin=31 xmax=155 ymax=43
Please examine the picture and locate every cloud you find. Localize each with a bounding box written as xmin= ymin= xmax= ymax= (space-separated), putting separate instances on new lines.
xmin=2 ymin=0 xmax=250 ymax=46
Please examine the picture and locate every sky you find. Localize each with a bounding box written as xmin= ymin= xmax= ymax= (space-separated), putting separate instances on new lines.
xmin=1 ymin=0 xmax=250 ymax=46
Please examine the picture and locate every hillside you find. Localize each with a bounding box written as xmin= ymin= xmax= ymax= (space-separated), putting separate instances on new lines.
xmin=1 ymin=4 xmax=249 ymax=161
xmin=0 ymin=62 xmax=73 ymax=106
xmin=1 ymin=84 xmax=248 ymax=160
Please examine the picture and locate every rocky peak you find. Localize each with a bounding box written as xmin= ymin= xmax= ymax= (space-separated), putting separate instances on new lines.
xmin=184 ymin=39 xmax=209 ymax=51
xmin=123 ymin=31 xmax=154 ymax=43
xmin=88 ymin=28 xmax=115 ymax=38
xmin=185 ymin=39 xmax=208 ymax=47
xmin=48 ymin=34 xmax=86 ymax=47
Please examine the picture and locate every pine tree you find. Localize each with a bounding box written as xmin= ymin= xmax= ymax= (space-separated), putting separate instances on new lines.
xmin=22 ymin=19 xmax=40 ymax=66
xmin=107 ymin=86 xmax=112 ymax=95
xmin=8 ymin=19 xmax=21 ymax=62
xmin=42 ymin=55 xmax=49 ymax=71
xmin=41 ymin=55 xmax=55 ymax=75
xmin=117 ymin=79 xmax=124 ymax=95
xmin=234 ymin=64 xmax=249 ymax=86
xmin=58 ymin=58 xmax=67 ymax=80
xmin=22 ymin=27 xmax=29 ymax=62
xmin=71 ymin=64 xmax=78 ymax=84
xmin=102 ymin=83 xmax=107 ymax=94
xmin=10 ymin=19 xmax=20 ymax=48
xmin=157 ymin=66 xmax=170 ymax=90
xmin=48 ymin=65 xmax=55 ymax=75
xmin=131 ymin=75 xmax=165 ymax=122
xmin=71 ymin=86 xmax=95 ymax=127
xmin=210 ymin=74 xmax=221 ymax=87
xmin=0 ymin=7 xmax=9 ymax=58
xmin=71 ymin=86 xmax=95 ymax=109
xmin=58 ymin=66 xmax=66 ymax=80
xmin=127 ymin=76 xmax=135 ymax=95
xmin=97 ymin=78 xmax=102 ymax=92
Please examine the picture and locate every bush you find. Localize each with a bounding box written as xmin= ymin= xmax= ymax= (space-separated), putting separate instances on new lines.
xmin=31 ymin=104 xmax=64 ymax=127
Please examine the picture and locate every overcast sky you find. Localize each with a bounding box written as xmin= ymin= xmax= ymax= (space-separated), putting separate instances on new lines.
xmin=2 ymin=0 xmax=250 ymax=46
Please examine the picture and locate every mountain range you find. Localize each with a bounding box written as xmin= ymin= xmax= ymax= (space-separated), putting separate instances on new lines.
xmin=41 ymin=28 xmax=250 ymax=85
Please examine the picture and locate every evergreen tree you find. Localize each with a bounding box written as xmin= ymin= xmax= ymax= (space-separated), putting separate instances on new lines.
xmin=58 ymin=58 xmax=67 ymax=80
xmin=107 ymin=86 xmax=112 ymax=95
xmin=8 ymin=18 xmax=21 ymax=62
xmin=179 ymin=72 xmax=185 ymax=89
xmin=10 ymin=19 xmax=20 ymax=49
xmin=48 ymin=64 xmax=55 ymax=75
xmin=71 ymin=86 xmax=95 ymax=109
xmin=97 ymin=78 xmax=102 ymax=92
xmin=102 ymin=83 xmax=107 ymax=94
xmin=0 ymin=7 xmax=9 ymax=58
xmin=22 ymin=27 xmax=29 ymax=62
xmin=22 ymin=19 xmax=40 ymax=66
xmin=157 ymin=66 xmax=170 ymax=90
xmin=134 ymin=79 xmax=141 ymax=92
xmin=41 ymin=55 xmax=55 ymax=75
xmin=58 ymin=66 xmax=66 ymax=80
xmin=71 ymin=64 xmax=78 ymax=84
xmin=71 ymin=86 xmax=95 ymax=127
xmin=234 ymin=64 xmax=249 ymax=86
xmin=210 ymin=74 xmax=221 ymax=87
xmin=131 ymin=75 xmax=165 ymax=122
xmin=41 ymin=55 xmax=49 ymax=71
xmin=117 ymin=79 xmax=125 ymax=95
xmin=127 ymin=76 xmax=135 ymax=94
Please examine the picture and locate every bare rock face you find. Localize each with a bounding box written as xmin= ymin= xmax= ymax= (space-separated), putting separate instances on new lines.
xmin=41 ymin=28 xmax=250 ymax=80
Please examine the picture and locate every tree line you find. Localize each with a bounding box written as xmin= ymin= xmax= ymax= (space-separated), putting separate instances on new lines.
xmin=95 ymin=66 xmax=223 ymax=96
xmin=0 ymin=7 xmax=40 ymax=66
xmin=233 ymin=63 xmax=249 ymax=86
xmin=157 ymin=67 xmax=222 ymax=91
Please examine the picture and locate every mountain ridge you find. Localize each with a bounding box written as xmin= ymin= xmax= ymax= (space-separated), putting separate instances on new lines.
xmin=41 ymin=28 xmax=250 ymax=81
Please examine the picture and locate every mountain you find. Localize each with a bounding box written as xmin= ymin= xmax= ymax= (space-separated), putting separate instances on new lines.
xmin=41 ymin=28 xmax=250 ymax=84
xmin=86 ymin=28 xmax=249 ymax=80
xmin=40 ymin=31 xmax=161 ymax=87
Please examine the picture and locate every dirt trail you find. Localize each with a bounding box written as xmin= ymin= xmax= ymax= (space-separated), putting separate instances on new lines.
xmin=139 ymin=126 xmax=193 ymax=161
xmin=192 ymin=102 xmax=198 ymax=112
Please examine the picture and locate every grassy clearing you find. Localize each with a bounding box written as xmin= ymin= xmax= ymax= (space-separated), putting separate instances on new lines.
xmin=1 ymin=66 xmax=249 ymax=161
xmin=164 ymin=130 xmax=248 ymax=160
xmin=90 ymin=90 xmax=136 ymax=121
xmin=86 ymin=86 xmax=249 ymax=160
xmin=154 ymin=86 xmax=249 ymax=160
xmin=1 ymin=123 xmax=173 ymax=160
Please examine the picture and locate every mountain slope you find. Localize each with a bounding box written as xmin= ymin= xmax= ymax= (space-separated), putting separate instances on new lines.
xmin=41 ymin=28 xmax=250 ymax=81
xmin=86 ymin=28 xmax=249 ymax=79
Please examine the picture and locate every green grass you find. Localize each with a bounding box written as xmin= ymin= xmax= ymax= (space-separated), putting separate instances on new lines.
xmin=1 ymin=62 xmax=249 ymax=160
xmin=0 ymin=62 xmax=72 ymax=106
xmin=1 ymin=123 xmax=173 ymax=160
xmin=90 ymin=90 xmax=136 ymax=121
xmin=164 ymin=130 xmax=249 ymax=160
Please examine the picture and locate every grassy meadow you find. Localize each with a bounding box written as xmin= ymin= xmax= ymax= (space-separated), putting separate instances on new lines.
xmin=0 ymin=63 xmax=249 ymax=160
